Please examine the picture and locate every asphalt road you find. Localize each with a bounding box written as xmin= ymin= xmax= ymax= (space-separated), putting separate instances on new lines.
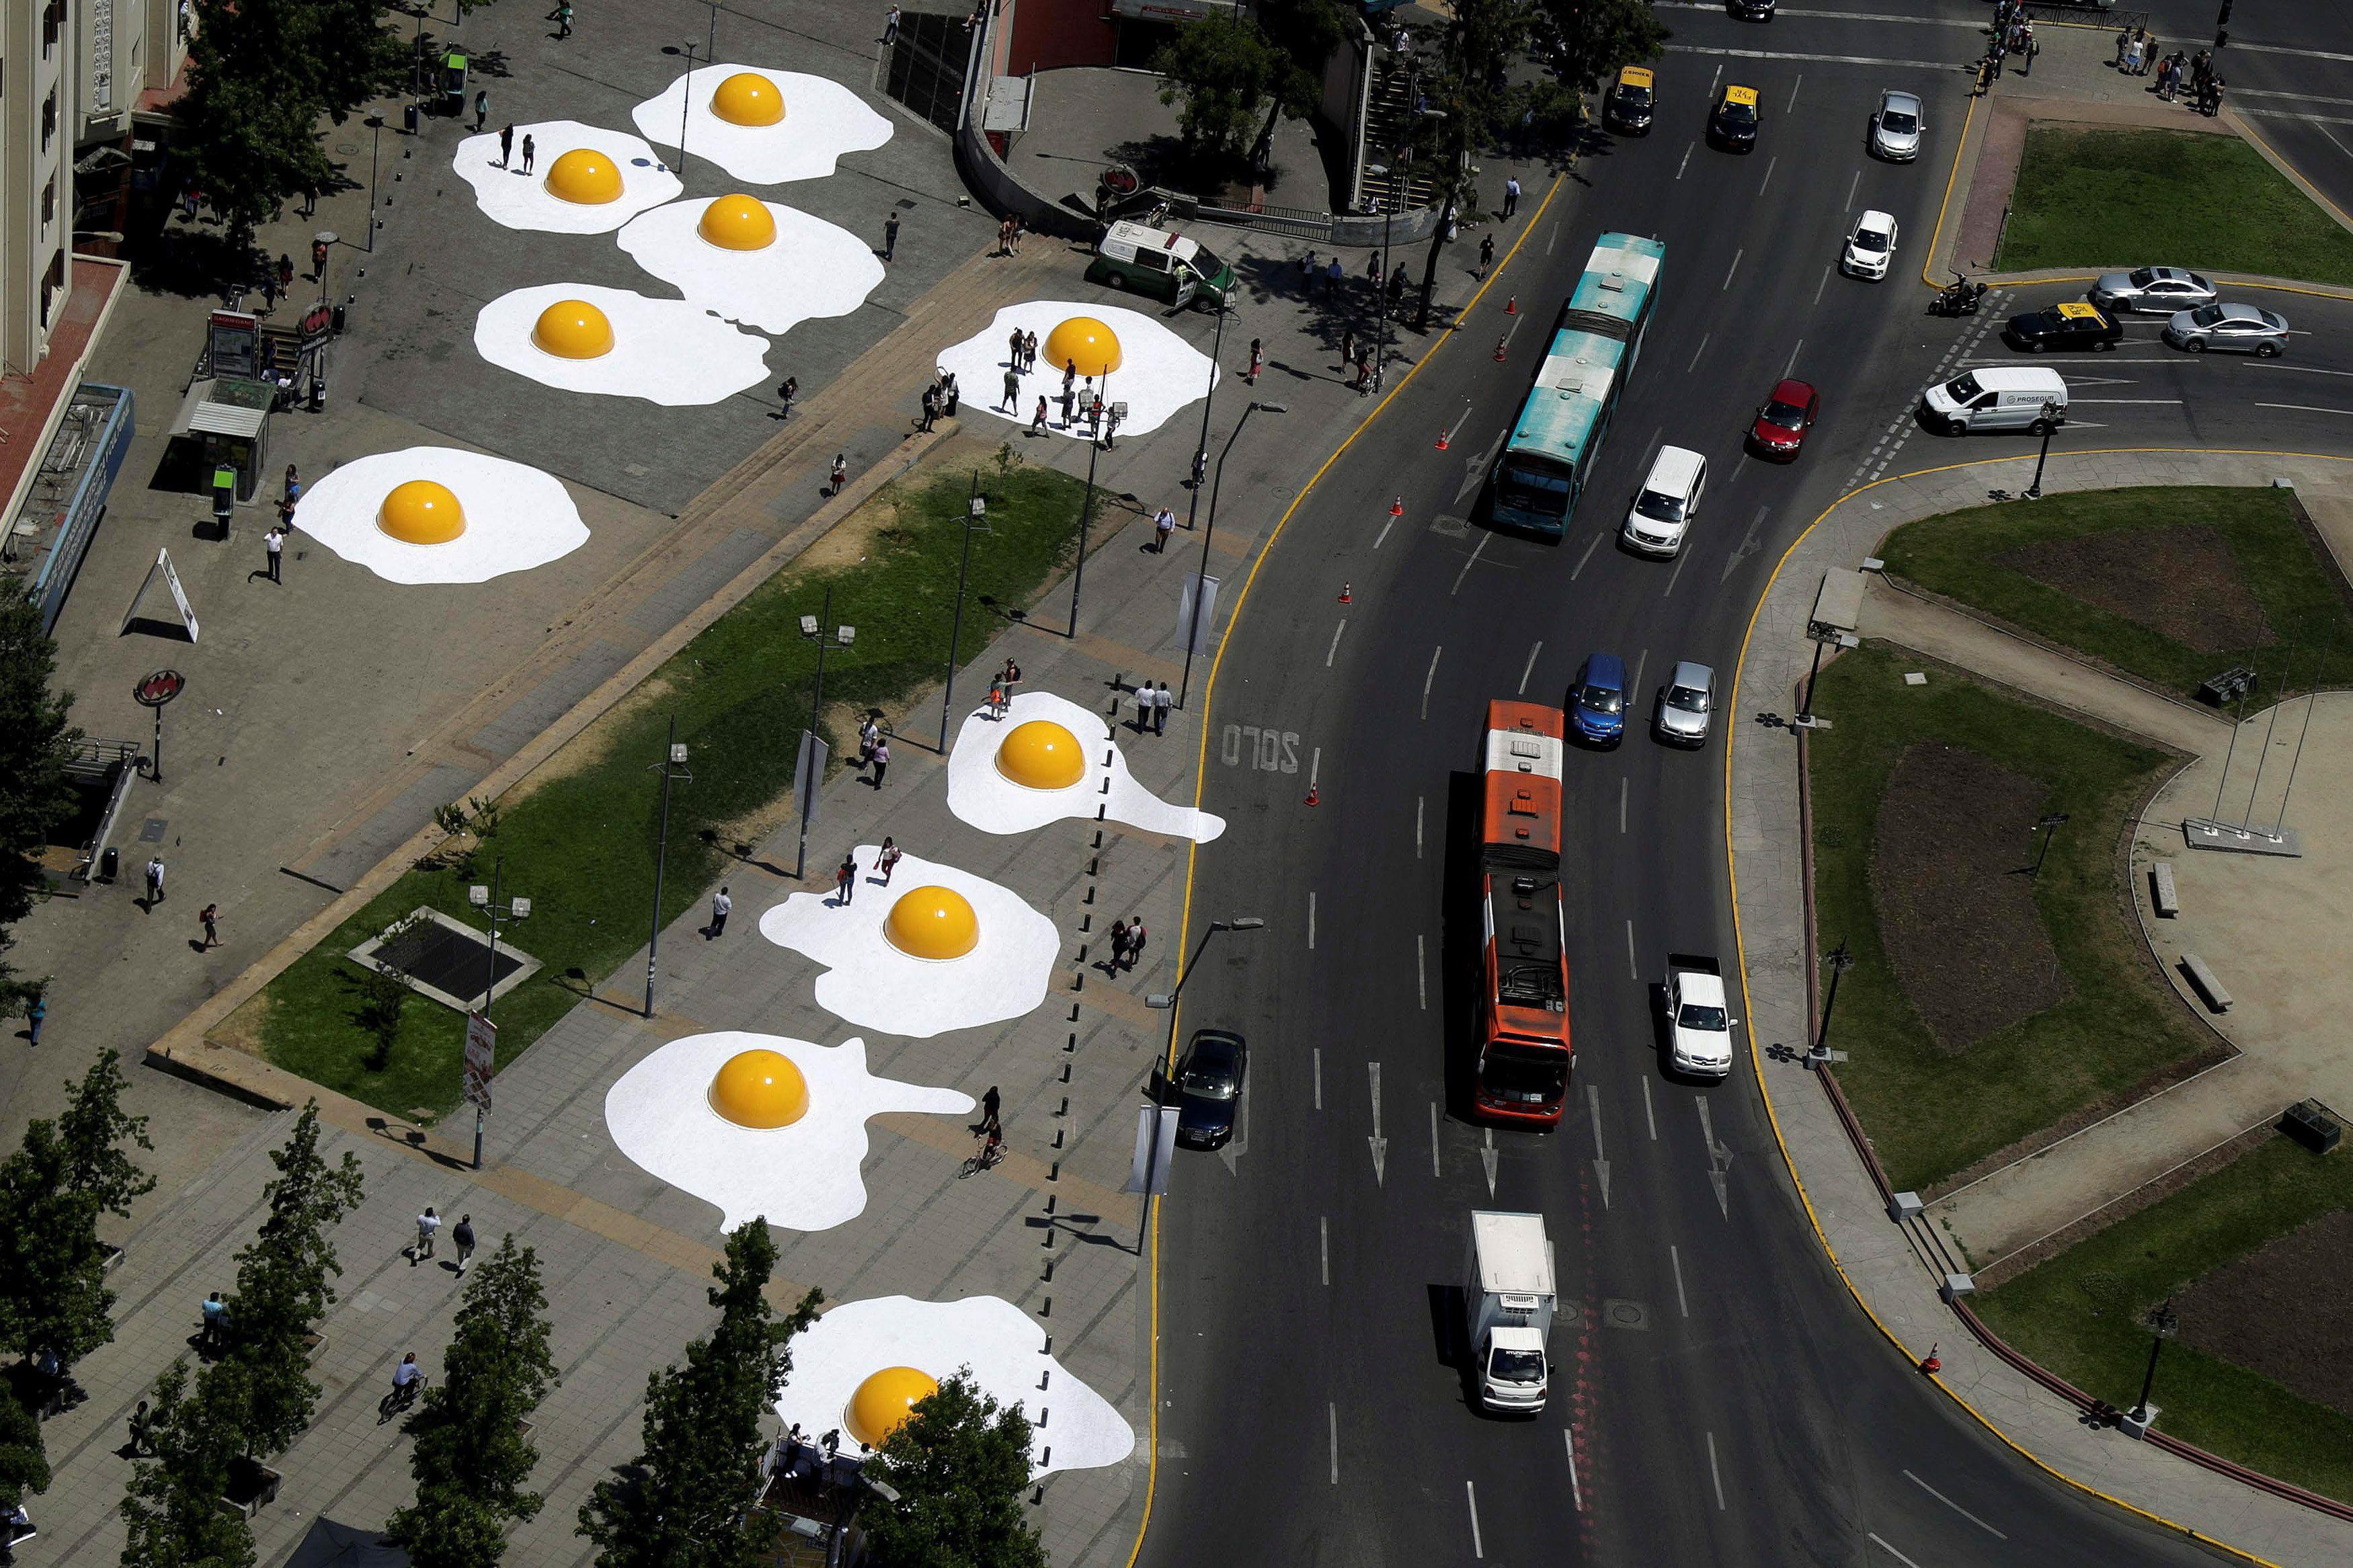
xmin=1135 ymin=3 xmax=2342 ymax=1565
xmin=2128 ymin=0 xmax=2353 ymax=227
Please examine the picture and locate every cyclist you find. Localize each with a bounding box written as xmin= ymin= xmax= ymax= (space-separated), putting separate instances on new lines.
xmin=388 ymin=1352 xmax=424 ymax=1411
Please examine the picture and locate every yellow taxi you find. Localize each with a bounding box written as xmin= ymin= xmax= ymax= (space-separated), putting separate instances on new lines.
xmin=1708 ymin=84 xmax=1761 ymax=152
xmin=1605 ymin=65 xmax=1656 ymax=134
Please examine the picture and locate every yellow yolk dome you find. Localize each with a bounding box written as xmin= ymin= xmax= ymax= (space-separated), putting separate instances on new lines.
xmin=1044 ymin=317 xmax=1123 ymax=378
xmin=711 ymin=71 xmax=787 ymax=126
xmin=699 ymin=194 xmax=777 ymax=251
xmin=532 ymin=298 xmax=615 ymax=359
xmin=708 ymin=1048 xmax=811 ymax=1129
xmin=884 ymin=886 xmax=980 ymax=961
xmin=995 ymin=720 xmax=1086 ymax=791
xmin=545 ymin=148 xmax=623 ymax=205
xmin=376 ymin=480 xmax=466 ymax=544
xmin=846 ymin=1366 xmax=938 ymax=1449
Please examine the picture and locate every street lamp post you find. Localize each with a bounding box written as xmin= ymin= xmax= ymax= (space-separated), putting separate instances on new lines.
xmin=469 ymin=858 xmax=530 ymax=1170
xmin=1067 ymin=415 xmax=1103 ymax=639
xmin=940 ymin=473 xmax=990 ymax=749
xmin=660 ymin=41 xmax=706 ymax=179
xmin=1181 ymin=299 xmax=1233 ymax=534
xmin=793 ymin=587 xmax=855 ymax=880
xmin=2129 ymin=1297 xmax=2180 ymax=1429
xmin=2029 ymin=811 xmax=2070 ymax=879
xmin=1142 ymin=915 xmax=1266 ymax=1250
xmin=1179 ymin=401 xmax=1287 ymax=708
xmin=2024 ymin=398 xmax=2065 ymax=499
xmin=364 ymin=115 xmax=385 ymax=253
xmin=644 ymin=719 xmax=692 ymax=1018
xmin=1807 ymin=939 xmax=1856 ymax=1068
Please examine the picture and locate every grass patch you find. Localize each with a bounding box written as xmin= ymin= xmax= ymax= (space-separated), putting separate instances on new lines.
xmin=1996 ymin=126 xmax=2353 ymax=286
xmin=1878 ymin=486 xmax=2353 ymax=700
xmin=1806 ymin=645 xmax=2211 ymax=1192
xmin=1976 ymin=1138 xmax=2353 ymax=1502
xmin=233 ymin=447 xmax=1094 ymax=1118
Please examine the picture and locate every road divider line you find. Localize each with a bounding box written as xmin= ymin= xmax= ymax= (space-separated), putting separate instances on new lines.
xmin=1572 ymin=530 xmax=1603 ymax=579
xmin=2258 ymin=401 xmax=2353 ymax=416
xmin=1632 ymin=648 xmax=1648 ymax=701
xmin=1547 ymin=220 xmax=1560 ymax=254
xmin=1868 ymin=1533 xmax=1924 ymax=1568
xmin=1677 ymin=140 xmax=1694 ymax=181
xmin=1329 ymin=1404 xmax=1339 ymax=1483
xmin=1687 ymin=331 xmax=1712 ymax=374
xmin=1417 ymin=934 xmax=1427 ymax=1010
xmin=1430 ymin=1101 xmax=1441 ymax=1178
xmin=1519 ymin=640 xmax=1542 ymax=694
xmin=1706 ymin=1431 xmax=1726 ymax=1510
xmin=1903 ymin=1469 xmax=2009 ymax=1538
xmin=1325 ymin=618 xmax=1345 ymax=667
xmin=1663 ymin=546 xmax=1691 ymax=600
xmin=1626 ymin=917 xmax=1638 ymax=979
xmin=1451 ymin=532 xmax=1491 ymax=595
xmin=1786 ymin=74 xmax=1802 ymax=111
xmin=1722 ymin=248 xmax=1743 ymax=292
xmin=1466 ymin=1481 xmax=1484 ymax=1559
xmin=1373 ymin=518 xmax=1394 ymax=550
xmin=1422 ymin=645 xmax=1443 ymax=717
xmin=1784 ymin=337 xmax=1804 ymax=380
xmin=1620 ymin=776 xmax=1629 ymax=833
xmin=1814 ymin=265 xmax=1831 ymax=306
xmin=1320 ymin=1216 xmax=1328 ymax=1284
xmin=1641 ymin=1074 xmax=1657 ymax=1139
xmin=1759 ymin=155 xmax=1778 ymax=196
xmin=1667 ymin=42 xmax=1956 ymax=69
xmin=1308 ymin=891 xmax=1316 ymax=950
xmin=1313 ymin=1046 xmax=1322 ymax=1110
xmin=1844 ymin=167 xmax=1861 ymax=207
xmin=1564 ymin=1430 xmax=1583 ymax=1510
xmin=1671 ymin=1243 xmax=1689 ymax=1317
xmin=1416 ymin=794 xmax=1425 ymax=857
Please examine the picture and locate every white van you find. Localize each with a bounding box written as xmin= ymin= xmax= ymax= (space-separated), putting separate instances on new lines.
xmin=1622 ymin=444 xmax=1706 ymax=556
xmin=1918 ymin=366 xmax=2069 ymax=436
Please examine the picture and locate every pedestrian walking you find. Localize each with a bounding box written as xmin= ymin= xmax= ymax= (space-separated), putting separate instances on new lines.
xmin=1109 ymin=918 xmax=1131 ymax=968
xmin=452 ymin=1214 xmax=475 ymax=1274
xmin=260 ymin=271 xmax=279 ymax=311
xmin=410 ymin=1206 xmax=440 ymax=1265
xmin=884 ymin=4 xmax=902 ymax=44
xmin=1340 ymin=325 xmax=1355 ymax=368
xmin=1010 ymin=214 xmax=1025 ymax=253
xmin=778 ymin=376 xmax=797 ymax=420
xmin=200 ymin=1292 xmax=227 ymax=1350
xmin=144 ymin=856 xmax=165 ymax=908
xmin=997 ymin=215 xmax=1015 ymax=256
xmin=1369 ymin=253 xmax=1384 ymax=290
xmin=1503 ymin=176 xmax=1521 ymax=218
xmin=709 ymin=886 xmax=732 ymax=938
xmin=1154 ymin=505 xmax=1176 ymax=553
xmin=1102 ymin=403 xmax=1122 ymax=448
xmin=1246 ymin=337 xmax=1263 ymax=384
xmin=1135 ymin=683 xmax=1154 ymax=731
xmin=836 ymin=853 xmax=859 ymax=905
xmin=1388 ymin=268 xmax=1406 ymax=311
xmin=278 ymin=253 xmax=296 ymax=292
xmin=499 ymin=123 xmax=515 ymax=167
xmin=1353 ymin=347 xmax=1373 ymax=394
xmin=883 ymin=212 xmax=900 ymax=261
xmin=549 ymin=3 xmax=572 ymax=39
xmin=200 ymin=903 xmax=221 ymax=949
xmin=473 ymin=89 xmax=489 ymax=132
xmin=1152 ymin=681 xmax=1170 ymax=735
xmin=1031 ymin=396 xmax=1049 ymax=435
xmin=126 ymin=1400 xmax=155 ymax=1457
xmin=1127 ymin=917 xmax=1148 ymax=971
xmin=981 ymin=1083 xmax=1002 ymax=1137
xmin=877 ymin=837 xmax=903 ymax=884
xmin=986 ymin=679 xmax=1007 ymax=716
xmin=859 ymin=715 xmax=881 ymax=767
xmin=1008 ymin=325 xmax=1027 ymax=368
xmin=264 ymin=526 xmax=285 ymax=583
xmin=1086 ymin=394 xmax=1105 ymax=444
xmin=830 ymin=453 xmax=849 ymax=494
xmin=869 ymin=740 xmax=890 ymax=788
xmin=24 ymin=993 xmax=42 ymax=1046
xmin=1478 ymin=233 xmax=1496 ymax=276
xmin=1326 ymin=256 xmax=1344 ymax=296
xmin=521 ymin=134 xmax=536 ymax=173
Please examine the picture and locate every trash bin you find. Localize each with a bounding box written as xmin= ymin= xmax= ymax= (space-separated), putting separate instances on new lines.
xmin=99 ymin=845 xmax=119 ymax=882
xmin=331 ymin=303 xmax=348 ymax=335
xmin=403 ymin=102 xmax=420 ymax=134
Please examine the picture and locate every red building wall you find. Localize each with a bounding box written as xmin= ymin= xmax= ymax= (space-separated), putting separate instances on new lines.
xmin=1004 ymin=0 xmax=1119 ymax=74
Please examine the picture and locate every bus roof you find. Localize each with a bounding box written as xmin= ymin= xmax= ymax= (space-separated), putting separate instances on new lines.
xmin=1506 ymin=330 xmax=1623 ymax=467
xmin=1482 ymin=700 xmax=1563 ymax=858
xmin=1566 ymin=233 xmax=1664 ymax=329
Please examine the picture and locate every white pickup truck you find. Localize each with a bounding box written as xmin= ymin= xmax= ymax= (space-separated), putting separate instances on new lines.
xmin=1663 ymin=954 xmax=1738 ymax=1079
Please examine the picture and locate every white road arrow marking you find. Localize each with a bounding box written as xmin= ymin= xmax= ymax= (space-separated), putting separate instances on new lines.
xmin=1368 ymin=1062 xmax=1387 ymax=1186
xmin=1589 ymin=1084 xmax=1611 ymax=1209
xmin=1697 ymin=1098 xmax=1732 ymax=1219
xmin=1722 ymin=503 xmax=1770 ymax=582
xmin=1481 ymin=1126 xmax=1499 ymax=1199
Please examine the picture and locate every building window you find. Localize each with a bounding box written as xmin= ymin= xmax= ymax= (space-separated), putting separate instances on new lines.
xmin=42 ymin=251 xmax=65 ymax=325
xmin=42 ymin=177 xmax=54 ymax=226
xmin=43 ymin=89 xmax=57 ymax=149
xmin=44 ymin=0 xmax=62 ymax=54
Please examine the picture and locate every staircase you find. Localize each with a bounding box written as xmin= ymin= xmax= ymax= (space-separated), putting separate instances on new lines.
xmin=1360 ymin=54 xmax=1441 ymax=215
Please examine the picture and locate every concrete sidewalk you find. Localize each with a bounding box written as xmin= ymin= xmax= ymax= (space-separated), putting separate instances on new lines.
xmin=1729 ymin=447 xmax=2353 ymax=1567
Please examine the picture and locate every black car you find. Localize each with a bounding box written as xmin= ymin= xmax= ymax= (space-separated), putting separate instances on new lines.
xmin=1729 ymin=0 xmax=1776 ymax=17
xmin=1605 ymin=66 xmax=1655 ymax=134
xmin=1172 ymin=1029 xmax=1248 ymax=1150
xmin=1708 ymin=85 xmax=1760 ymax=151
xmin=2003 ymin=302 xmax=2123 ymax=353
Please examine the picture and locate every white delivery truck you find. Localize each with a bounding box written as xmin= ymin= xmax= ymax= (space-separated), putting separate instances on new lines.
xmin=1463 ymin=1210 xmax=1558 ymax=1415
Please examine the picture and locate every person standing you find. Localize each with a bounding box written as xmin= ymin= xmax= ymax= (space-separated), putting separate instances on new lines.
xmin=1478 ymin=234 xmax=1495 ymax=276
xmin=499 ymin=123 xmax=515 ymax=167
xmin=1153 ymin=682 xmax=1170 ymax=735
xmin=883 ymin=212 xmax=901 ymax=261
xmin=836 ymin=852 xmax=859 ymax=904
xmin=1368 ymin=253 xmax=1384 ymax=290
xmin=200 ymin=1292 xmax=227 ymax=1350
xmin=869 ymin=740 xmax=891 ymax=788
xmin=884 ymin=5 xmax=902 ymax=44
xmin=1326 ymin=255 xmax=1344 ymax=296
xmin=452 ymin=1214 xmax=476 ymax=1276
xmin=1135 ymin=683 xmax=1154 ymax=732
xmin=830 ymin=453 xmax=849 ymax=494
xmin=473 ymin=89 xmax=489 ymax=132
xmin=1109 ymin=919 xmax=1131 ymax=970
xmin=918 ymin=384 xmax=938 ymax=433
xmin=1008 ymin=325 xmax=1026 ymax=367
xmin=1127 ymin=918 xmax=1148 ymax=971
xmin=942 ymin=371 xmax=960 ymax=416
xmin=264 ymin=526 xmax=285 ymax=583
xmin=521 ymin=134 xmax=536 ymax=174
xmin=980 ymin=1083 xmax=1002 ymax=1137
xmin=24 ymin=993 xmax=42 ymax=1046
xmin=199 ymin=903 xmax=221 ymax=949
xmin=1000 ymin=657 xmax=1022 ymax=705
xmin=709 ymin=886 xmax=731 ymax=939
xmin=996 ymin=215 xmax=1015 ymax=256
xmin=145 ymin=856 xmax=165 ymax=908
xmin=1001 ymin=367 xmax=1021 ymax=411
xmin=1503 ymin=175 xmax=1521 ymax=218
xmin=1154 ymin=505 xmax=1176 ymax=553
xmin=877 ymin=837 xmax=903 ymax=884
xmin=778 ymin=376 xmax=797 ymax=421
xmin=1246 ymin=338 xmax=1263 ymax=384
xmin=411 ymin=1206 xmax=440 ymax=1265
xmin=1023 ymin=329 xmax=1039 ymax=370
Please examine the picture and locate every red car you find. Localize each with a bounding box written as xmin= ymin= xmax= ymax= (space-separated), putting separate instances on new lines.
xmin=1749 ymin=378 xmax=1819 ymax=461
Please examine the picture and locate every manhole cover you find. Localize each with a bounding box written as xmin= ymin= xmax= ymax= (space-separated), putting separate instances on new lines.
xmin=138 ymin=818 xmax=168 ymax=842
xmin=1431 ymin=514 xmax=1469 ymax=538
xmin=1601 ymin=1298 xmax=1649 ymax=1331
xmin=1556 ymin=1301 xmax=1583 ymax=1331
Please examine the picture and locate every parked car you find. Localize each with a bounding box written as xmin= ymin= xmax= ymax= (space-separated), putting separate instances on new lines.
xmin=1568 ymin=654 xmax=1628 ymax=747
xmin=1171 ymin=1030 xmax=1248 ymax=1150
xmin=1709 ymin=84 xmax=1761 ymax=151
xmin=1840 ymin=210 xmax=1899 ymax=280
xmin=1605 ymin=65 xmax=1655 ymax=134
xmin=1869 ymin=90 xmax=1923 ymax=161
xmin=1749 ymin=378 xmax=1820 ymax=460
xmin=1086 ymin=220 xmax=1237 ymax=309
xmin=2163 ymin=301 xmax=2289 ymax=356
xmin=1654 ymin=662 xmax=1716 ymax=747
xmin=2003 ymin=302 xmax=2123 ymax=352
xmin=2089 ymin=265 xmax=2217 ymax=315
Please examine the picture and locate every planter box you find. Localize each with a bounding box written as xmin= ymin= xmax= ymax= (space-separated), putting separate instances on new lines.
xmin=218 ymin=1457 xmax=281 ymax=1520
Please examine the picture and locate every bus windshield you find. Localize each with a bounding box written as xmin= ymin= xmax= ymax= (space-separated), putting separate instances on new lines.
xmin=1497 ymin=461 xmax=1572 ymax=518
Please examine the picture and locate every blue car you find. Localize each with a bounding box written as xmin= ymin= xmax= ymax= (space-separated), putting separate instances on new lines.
xmin=1568 ymin=654 xmax=1628 ymax=747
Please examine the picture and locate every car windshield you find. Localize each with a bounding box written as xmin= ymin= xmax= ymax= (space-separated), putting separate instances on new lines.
xmin=1720 ymin=102 xmax=1757 ymax=124
xmin=1761 ymin=399 xmax=1806 ymax=429
xmin=1490 ymin=1348 xmax=1546 ymax=1383
xmin=1851 ymin=228 xmax=1889 ymax=253
xmin=1619 ymin=85 xmax=1652 ymax=107
xmin=1667 ymin=683 xmax=1709 ymax=712
xmin=1944 ymin=372 xmax=1983 ymax=402
xmin=1579 ymin=684 xmax=1624 ymax=715
xmin=1880 ymin=110 xmax=1917 ymax=134
xmin=1189 ymin=244 xmax=1228 ymax=281
xmin=1497 ymin=461 xmax=1572 ymax=518
xmin=2190 ymin=303 xmax=2226 ymax=327
xmin=1181 ymin=1055 xmax=1239 ymax=1099
xmin=1634 ymin=489 xmax=1686 ymax=523
xmin=1679 ymin=1002 xmax=1728 ymax=1030
xmin=2128 ymin=267 xmax=2157 ymax=288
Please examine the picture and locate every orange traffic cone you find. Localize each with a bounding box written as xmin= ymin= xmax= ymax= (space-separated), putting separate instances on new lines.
xmin=1339 ymin=581 xmax=1351 ymax=604
xmin=1494 ymin=336 xmax=1508 ymax=362
xmin=1435 ymin=427 xmax=1450 ymax=450
xmin=1919 ymin=1342 xmax=1942 ymax=1375
xmin=1304 ymin=783 xmax=1320 ymax=807
xmin=1505 ymin=294 xmax=1517 ymax=315
xmin=1390 ymin=496 xmax=1404 ymax=518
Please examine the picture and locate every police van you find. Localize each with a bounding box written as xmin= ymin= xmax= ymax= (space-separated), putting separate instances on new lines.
xmin=1086 ymin=221 xmax=1237 ymax=309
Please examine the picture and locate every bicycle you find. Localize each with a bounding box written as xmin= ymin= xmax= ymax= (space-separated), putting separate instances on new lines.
xmin=378 ymin=1372 xmax=428 ymax=1424
xmin=959 ymin=1132 xmax=1006 ymax=1180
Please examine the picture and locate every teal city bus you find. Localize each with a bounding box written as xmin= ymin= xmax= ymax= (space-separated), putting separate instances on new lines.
xmin=1487 ymin=233 xmax=1665 ymax=538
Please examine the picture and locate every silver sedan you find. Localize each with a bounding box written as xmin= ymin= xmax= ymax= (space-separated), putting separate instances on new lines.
xmin=2164 ymin=302 xmax=2290 ymax=356
xmin=1654 ymin=661 xmax=1715 ymax=747
xmin=1870 ymin=91 xmax=1922 ymax=161
xmin=2089 ymin=265 xmax=2217 ymax=315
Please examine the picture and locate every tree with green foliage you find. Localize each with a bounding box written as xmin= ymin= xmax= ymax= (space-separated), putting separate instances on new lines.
xmin=1152 ymin=12 xmax=1291 ymax=169
xmin=1400 ymin=0 xmax=1542 ymax=328
xmin=1533 ymin=0 xmax=1671 ymax=97
xmin=578 ymin=1223 xmax=822 ymax=1568
xmin=0 ymin=1050 xmax=156 ymax=1374
xmin=0 ymin=1387 xmax=49 ymax=1526
xmin=1243 ymin=0 xmax=1350 ymax=172
xmin=0 ymin=582 xmax=75 ymax=1017
xmin=859 ymin=1372 xmax=1045 ymax=1568
xmin=120 ymin=1356 xmax=257 ymax=1568
xmin=387 ymin=1236 xmax=559 ymax=1567
xmin=218 ymin=1103 xmax=366 ymax=1460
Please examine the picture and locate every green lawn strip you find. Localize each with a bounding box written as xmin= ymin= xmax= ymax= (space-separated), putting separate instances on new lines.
xmin=1996 ymin=126 xmax=2353 ymax=286
xmin=1975 ymin=1138 xmax=2353 ymax=1502
xmin=244 ymin=451 xmax=1093 ymax=1118
xmin=1806 ymin=645 xmax=2210 ymax=1192
xmin=1877 ymin=486 xmax=2353 ymax=700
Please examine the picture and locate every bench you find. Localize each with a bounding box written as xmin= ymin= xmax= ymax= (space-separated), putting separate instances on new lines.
xmin=2180 ymin=954 xmax=2232 ymax=1012
xmin=2150 ymin=861 xmax=2180 ymax=917
xmin=2198 ymin=665 xmax=2257 ymax=706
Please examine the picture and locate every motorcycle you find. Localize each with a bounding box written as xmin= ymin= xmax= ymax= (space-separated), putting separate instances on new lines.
xmin=1929 ymin=275 xmax=1987 ymax=318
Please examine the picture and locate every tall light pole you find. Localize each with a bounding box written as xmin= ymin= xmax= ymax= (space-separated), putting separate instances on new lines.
xmin=1067 ymin=418 xmax=1103 ymax=639
xmin=660 ymin=41 xmax=705 ymax=180
xmin=2028 ymin=811 xmax=2069 ymax=879
xmin=1181 ymin=300 xmax=1233 ymax=534
xmin=363 ymin=115 xmax=385 ymax=253
xmin=2129 ymin=1297 xmax=2180 ymax=1428
xmin=941 ymin=474 xmax=990 ymax=749
xmin=793 ymin=587 xmax=855 ymax=880
xmin=1179 ymin=401 xmax=1285 ymax=708
xmin=468 ymin=859 xmax=530 ymax=1170
xmin=645 ymin=719 xmax=691 ymax=1018
xmin=1142 ymin=915 xmax=1265 ymax=1250
xmin=1807 ymin=938 xmax=1855 ymax=1069
xmin=2024 ymin=398 xmax=2065 ymax=499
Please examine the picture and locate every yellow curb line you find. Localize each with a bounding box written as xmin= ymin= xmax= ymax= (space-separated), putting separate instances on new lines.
xmin=1122 ymin=171 xmax=1570 ymax=1568
xmin=1922 ymin=88 xmax=1985 ymax=289
xmin=1724 ymin=448 xmax=2353 ymax=1568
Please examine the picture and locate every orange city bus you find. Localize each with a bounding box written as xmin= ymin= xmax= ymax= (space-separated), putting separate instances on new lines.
xmin=1470 ymin=700 xmax=1574 ymax=1126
